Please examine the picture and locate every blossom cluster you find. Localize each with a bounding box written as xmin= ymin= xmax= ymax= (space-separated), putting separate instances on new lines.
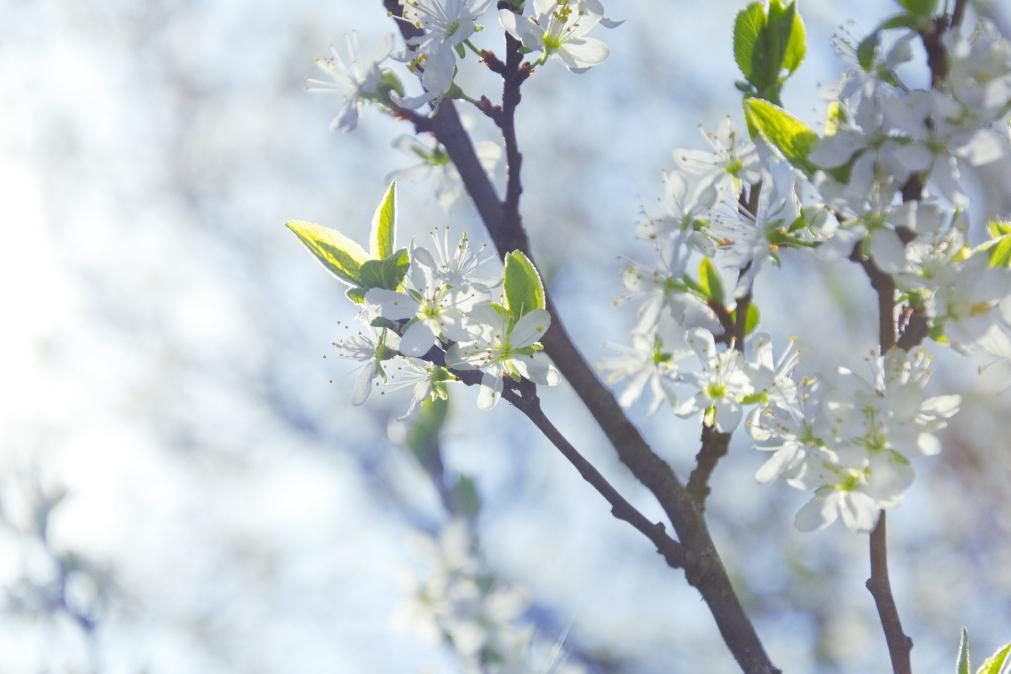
xmin=392 ymin=520 xmax=586 ymax=674
xmin=289 ymin=189 xmax=559 ymax=417
xmin=603 ymin=15 xmax=1011 ymax=532
xmin=309 ymin=0 xmax=618 ymax=127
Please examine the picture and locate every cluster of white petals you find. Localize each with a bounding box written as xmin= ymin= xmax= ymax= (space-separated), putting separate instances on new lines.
xmin=392 ymin=520 xmax=586 ymax=674
xmin=330 ymin=231 xmax=558 ymax=415
xmin=749 ymin=348 xmax=960 ymax=532
xmin=605 ymin=17 xmax=1011 ymax=533
xmin=306 ymin=0 xmax=619 ymax=145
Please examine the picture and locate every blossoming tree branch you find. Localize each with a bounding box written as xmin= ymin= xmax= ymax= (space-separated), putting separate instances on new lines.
xmin=287 ymin=0 xmax=1011 ymax=672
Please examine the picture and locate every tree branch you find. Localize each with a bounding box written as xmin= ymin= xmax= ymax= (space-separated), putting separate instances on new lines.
xmin=499 ymin=30 xmax=527 ymax=240
xmin=379 ymin=5 xmax=779 ymax=672
xmin=504 ymin=388 xmax=686 ymax=570
xmin=952 ymin=0 xmax=970 ymax=29
xmin=867 ymin=513 xmax=914 ymax=674
xmin=687 ymin=425 xmax=732 ymax=508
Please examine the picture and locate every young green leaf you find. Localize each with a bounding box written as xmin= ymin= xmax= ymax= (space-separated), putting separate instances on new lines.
xmin=824 ymin=100 xmax=847 ymax=136
xmin=733 ymin=3 xmax=766 ymax=81
xmin=698 ymin=258 xmax=726 ymax=305
xmin=450 ymin=475 xmax=481 ymax=519
xmin=897 ymin=0 xmax=938 ymax=17
xmin=988 ymin=237 xmax=1011 ymax=268
xmin=370 ymin=181 xmax=397 ymax=260
xmin=286 ymin=219 xmax=369 ymax=286
xmin=781 ymin=2 xmax=807 ymax=73
xmin=403 ymin=396 xmax=451 ymax=470
xmin=358 ymin=248 xmax=411 ymax=291
xmin=745 ymin=303 xmax=760 ymax=335
xmin=959 ymin=628 xmax=972 ymax=674
xmin=857 ymin=30 xmax=881 ymax=72
xmin=503 ymin=250 xmax=546 ymax=320
xmin=744 ymin=98 xmax=818 ymax=174
xmin=976 ymin=643 xmax=1011 ymax=674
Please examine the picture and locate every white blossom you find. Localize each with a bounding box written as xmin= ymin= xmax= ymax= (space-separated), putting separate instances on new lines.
xmin=306 ymin=33 xmax=395 ymax=132
xmin=674 ymin=328 xmax=753 ymax=432
xmin=399 ymin=0 xmax=493 ymax=103
xmin=499 ymin=0 xmax=611 ymax=72
xmin=387 ymin=135 xmax=502 ymax=209
xmin=598 ymin=329 xmax=687 ymax=413
xmin=332 ymin=326 xmax=399 ymax=405
xmin=446 ymin=305 xmax=558 ymax=409
xmin=675 ymin=118 xmax=761 ymax=203
xmin=636 ymin=169 xmax=718 ymax=255
xmin=364 ymin=245 xmax=475 ymax=356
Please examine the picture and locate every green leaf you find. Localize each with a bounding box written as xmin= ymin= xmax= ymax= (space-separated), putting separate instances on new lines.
xmin=698 ymin=258 xmax=725 ymax=305
xmin=898 ymin=0 xmax=938 ymax=17
xmin=744 ymin=98 xmax=818 ymax=174
xmin=733 ymin=3 xmax=766 ymax=80
xmin=988 ymin=220 xmax=1011 ymax=238
xmin=729 ymin=303 xmax=761 ymax=335
xmin=977 ymin=643 xmax=1011 ymax=674
xmin=959 ymin=628 xmax=972 ymax=674
xmin=450 ymin=475 xmax=481 ymax=519
xmin=988 ymin=236 xmax=1011 ymax=267
xmin=346 ymin=287 xmax=367 ymax=304
xmin=286 ymin=219 xmax=369 ymax=286
xmin=825 ymin=100 xmax=847 ymax=136
xmin=503 ymin=250 xmax=546 ymax=320
xmin=358 ymin=248 xmax=410 ymax=291
xmin=370 ymin=182 xmax=397 ymax=260
xmin=781 ymin=2 xmax=807 ymax=74
xmin=857 ymin=30 xmax=880 ymax=72
xmin=403 ymin=396 xmax=450 ymax=471
xmin=745 ymin=303 xmax=760 ymax=335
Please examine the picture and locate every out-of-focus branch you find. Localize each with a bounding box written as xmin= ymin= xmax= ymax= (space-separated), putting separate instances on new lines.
xmin=952 ymin=0 xmax=970 ymax=29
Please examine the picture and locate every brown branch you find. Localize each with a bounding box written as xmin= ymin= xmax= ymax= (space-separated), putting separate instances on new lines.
xmin=686 ymin=425 xmax=732 ymax=508
xmin=952 ymin=0 xmax=970 ymax=28
xmin=499 ymin=27 xmax=528 ymax=234
xmin=504 ymin=388 xmax=686 ymax=570
xmin=867 ymin=513 xmax=914 ymax=674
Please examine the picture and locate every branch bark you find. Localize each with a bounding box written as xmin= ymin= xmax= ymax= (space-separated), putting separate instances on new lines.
xmin=868 ymin=513 xmax=914 ymax=674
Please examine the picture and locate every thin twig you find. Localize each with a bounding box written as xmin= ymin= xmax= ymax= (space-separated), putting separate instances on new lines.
xmin=499 ymin=29 xmax=527 ymax=234
xmin=505 ymin=389 xmax=686 ymax=569
xmin=952 ymin=0 xmax=970 ymax=28
xmin=867 ymin=513 xmax=914 ymax=674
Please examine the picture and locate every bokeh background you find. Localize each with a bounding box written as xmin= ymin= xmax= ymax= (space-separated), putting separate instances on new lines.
xmin=3 ymin=0 xmax=1011 ymax=672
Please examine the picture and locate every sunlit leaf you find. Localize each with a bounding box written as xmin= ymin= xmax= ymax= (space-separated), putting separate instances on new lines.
xmin=370 ymin=181 xmax=397 ymax=260
xmin=959 ymin=628 xmax=972 ymax=674
xmin=976 ymin=642 xmax=1011 ymax=674
xmin=744 ymin=98 xmax=818 ymax=174
xmin=503 ymin=250 xmax=546 ymax=320
xmin=286 ymin=219 xmax=368 ymax=286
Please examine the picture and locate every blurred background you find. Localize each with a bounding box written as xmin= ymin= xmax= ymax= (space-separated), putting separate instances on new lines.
xmin=3 ymin=0 xmax=1011 ymax=672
